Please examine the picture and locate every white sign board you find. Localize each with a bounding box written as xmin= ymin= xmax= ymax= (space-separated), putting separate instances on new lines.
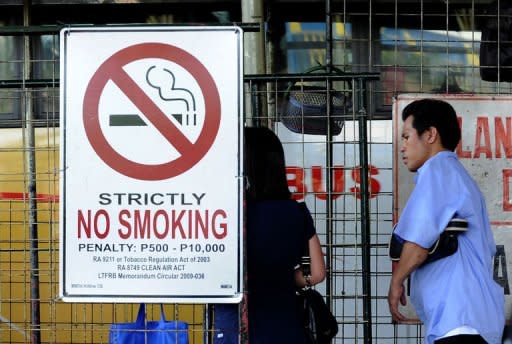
xmin=59 ymin=27 xmax=243 ymax=303
xmin=394 ymin=94 xmax=512 ymax=321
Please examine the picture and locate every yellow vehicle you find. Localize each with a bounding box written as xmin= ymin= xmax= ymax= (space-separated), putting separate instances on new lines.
xmin=0 ymin=127 xmax=205 ymax=343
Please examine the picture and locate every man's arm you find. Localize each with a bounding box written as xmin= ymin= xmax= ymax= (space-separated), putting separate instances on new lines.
xmin=388 ymin=241 xmax=429 ymax=322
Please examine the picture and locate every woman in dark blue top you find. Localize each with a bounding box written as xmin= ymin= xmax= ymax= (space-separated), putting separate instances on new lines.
xmin=213 ymin=127 xmax=325 ymax=344
xmin=244 ymin=127 xmax=326 ymax=344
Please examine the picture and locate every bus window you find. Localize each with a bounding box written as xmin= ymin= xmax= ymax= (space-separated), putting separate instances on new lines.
xmin=0 ymin=22 xmax=21 ymax=122
xmin=284 ymin=22 xmax=352 ymax=73
xmin=33 ymin=34 xmax=60 ymax=125
xmin=378 ymin=27 xmax=511 ymax=108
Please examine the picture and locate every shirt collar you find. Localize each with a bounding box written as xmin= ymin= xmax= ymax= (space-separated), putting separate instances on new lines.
xmin=414 ymin=150 xmax=456 ymax=182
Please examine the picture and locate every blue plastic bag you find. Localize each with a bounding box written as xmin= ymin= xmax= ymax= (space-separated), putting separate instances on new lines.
xmin=109 ymin=304 xmax=189 ymax=344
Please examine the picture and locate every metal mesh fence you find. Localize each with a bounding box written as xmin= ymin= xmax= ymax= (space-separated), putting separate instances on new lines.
xmin=244 ymin=74 xmax=395 ymax=343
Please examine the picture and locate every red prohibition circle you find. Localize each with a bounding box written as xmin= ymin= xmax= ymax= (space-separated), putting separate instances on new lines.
xmin=83 ymin=42 xmax=221 ymax=181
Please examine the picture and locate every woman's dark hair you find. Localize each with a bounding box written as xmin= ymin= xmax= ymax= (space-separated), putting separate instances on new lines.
xmin=402 ymin=98 xmax=461 ymax=151
xmin=244 ymin=126 xmax=291 ymax=201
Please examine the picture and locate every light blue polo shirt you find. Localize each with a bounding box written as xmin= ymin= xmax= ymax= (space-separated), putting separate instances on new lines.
xmin=395 ymin=151 xmax=505 ymax=344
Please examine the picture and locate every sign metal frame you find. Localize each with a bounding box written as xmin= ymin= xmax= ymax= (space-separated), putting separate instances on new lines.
xmin=59 ymin=26 xmax=244 ymax=303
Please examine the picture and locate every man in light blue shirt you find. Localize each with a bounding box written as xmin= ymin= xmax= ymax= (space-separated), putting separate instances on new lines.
xmin=388 ymin=98 xmax=505 ymax=344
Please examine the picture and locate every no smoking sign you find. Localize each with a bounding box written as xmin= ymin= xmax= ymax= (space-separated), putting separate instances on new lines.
xmin=60 ymin=27 xmax=243 ymax=303
xmin=84 ymin=42 xmax=221 ymax=181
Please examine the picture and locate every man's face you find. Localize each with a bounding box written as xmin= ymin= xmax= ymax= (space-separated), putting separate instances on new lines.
xmin=401 ymin=115 xmax=431 ymax=172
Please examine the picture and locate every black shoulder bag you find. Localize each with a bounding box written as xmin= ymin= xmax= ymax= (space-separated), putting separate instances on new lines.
xmin=388 ymin=218 xmax=468 ymax=265
xmin=296 ymin=203 xmax=338 ymax=344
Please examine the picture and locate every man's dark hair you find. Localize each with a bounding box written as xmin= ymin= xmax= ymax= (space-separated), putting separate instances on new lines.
xmin=244 ymin=126 xmax=291 ymax=201
xmin=402 ymin=98 xmax=461 ymax=151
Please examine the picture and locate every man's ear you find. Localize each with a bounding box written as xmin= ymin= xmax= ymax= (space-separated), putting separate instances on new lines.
xmin=426 ymin=126 xmax=439 ymax=144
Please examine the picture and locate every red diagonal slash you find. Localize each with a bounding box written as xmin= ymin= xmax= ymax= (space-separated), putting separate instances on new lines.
xmin=110 ymin=67 xmax=194 ymax=155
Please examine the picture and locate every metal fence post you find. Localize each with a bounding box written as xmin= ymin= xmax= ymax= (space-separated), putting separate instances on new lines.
xmin=357 ymin=78 xmax=372 ymax=344
xmin=22 ymin=1 xmax=41 ymax=343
